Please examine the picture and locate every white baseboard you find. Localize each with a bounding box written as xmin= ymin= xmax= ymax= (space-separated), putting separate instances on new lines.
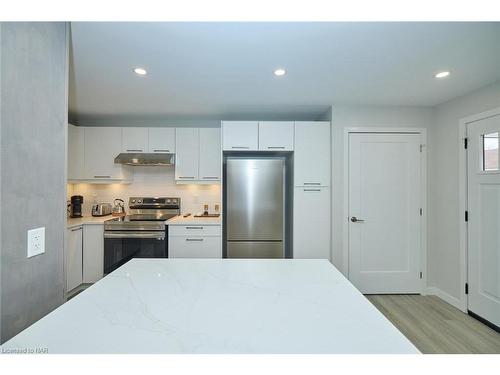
xmin=426 ymin=287 xmax=465 ymax=312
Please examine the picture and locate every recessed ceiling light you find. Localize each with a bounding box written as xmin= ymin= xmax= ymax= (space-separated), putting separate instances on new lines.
xmin=434 ymin=71 xmax=450 ymax=79
xmin=274 ymin=68 xmax=286 ymax=77
xmin=133 ymin=67 xmax=147 ymax=76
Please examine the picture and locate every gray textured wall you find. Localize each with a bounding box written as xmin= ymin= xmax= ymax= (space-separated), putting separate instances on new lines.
xmin=1 ymin=22 xmax=68 ymax=343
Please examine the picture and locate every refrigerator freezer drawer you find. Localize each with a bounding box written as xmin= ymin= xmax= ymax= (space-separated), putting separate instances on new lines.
xmin=227 ymin=241 xmax=283 ymax=259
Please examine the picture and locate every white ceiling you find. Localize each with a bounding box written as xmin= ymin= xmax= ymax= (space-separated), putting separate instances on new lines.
xmin=69 ymin=22 xmax=500 ymax=125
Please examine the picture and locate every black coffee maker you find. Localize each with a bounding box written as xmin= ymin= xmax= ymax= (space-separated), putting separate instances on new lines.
xmin=70 ymin=195 xmax=84 ymax=218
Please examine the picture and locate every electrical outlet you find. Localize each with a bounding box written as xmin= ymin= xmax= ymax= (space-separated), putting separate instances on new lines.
xmin=27 ymin=227 xmax=45 ymax=258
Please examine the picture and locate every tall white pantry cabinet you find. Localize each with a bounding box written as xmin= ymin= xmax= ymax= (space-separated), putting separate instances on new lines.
xmin=293 ymin=121 xmax=331 ymax=260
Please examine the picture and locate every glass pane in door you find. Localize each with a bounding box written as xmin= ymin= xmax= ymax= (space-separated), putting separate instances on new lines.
xmin=482 ymin=132 xmax=499 ymax=171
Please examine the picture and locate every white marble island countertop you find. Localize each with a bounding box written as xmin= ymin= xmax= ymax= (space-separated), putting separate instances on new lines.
xmin=2 ymin=259 xmax=418 ymax=354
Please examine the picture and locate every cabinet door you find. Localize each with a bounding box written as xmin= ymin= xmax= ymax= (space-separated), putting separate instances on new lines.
xmin=68 ymin=124 xmax=85 ymax=180
xmin=258 ymin=121 xmax=294 ymax=151
xmin=148 ymin=128 xmax=176 ymax=153
xmin=83 ymin=225 xmax=104 ymax=283
xmin=175 ymin=128 xmax=199 ymax=181
xmin=294 ymin=122 xmax=331 ymax=186
xmin=84 ymin=127 xmax=129 ymax=180
xmin=66 ymin=226 xmax=83 ymax=292
xmin=199 ymin=128 xmax=221 ymax=181
xmin=169 ymin=236 xmax=222 ymax=258
xmin=222 ymin=121 xmax=258 ymax=150
xmin=293 ymin=187 xmax=331 ymax=259
xmin=122 ymin=127 xmax=148 ymax=153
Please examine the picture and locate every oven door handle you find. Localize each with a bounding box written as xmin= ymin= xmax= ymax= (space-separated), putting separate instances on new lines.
xmin=104 ymin=231 xmax=165 ymax=240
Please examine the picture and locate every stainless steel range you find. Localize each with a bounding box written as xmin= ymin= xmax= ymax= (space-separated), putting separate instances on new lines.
xmin=103 ymin=197 xmax=180 ymax=274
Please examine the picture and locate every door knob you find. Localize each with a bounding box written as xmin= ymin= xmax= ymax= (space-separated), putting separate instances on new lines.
xmin=350 ymin=216 xmax=365 ymax=223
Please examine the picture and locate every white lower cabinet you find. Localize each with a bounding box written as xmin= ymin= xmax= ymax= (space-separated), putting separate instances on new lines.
xmin=66 ymin=226 xmax=83 ymax=292
xmin=293 ymin=187 xmax=331 ymax=259
xmin=83 ymin=225 xmax=104 ymax=283
xmin=168 ymin=225 xmax=222 ymax=258
xmin=65 ymin=223 xmax=106 ymax=290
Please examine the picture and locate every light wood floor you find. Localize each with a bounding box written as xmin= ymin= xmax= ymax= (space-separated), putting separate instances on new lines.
xmin=367 ymin=294 xmax=500 ymax=354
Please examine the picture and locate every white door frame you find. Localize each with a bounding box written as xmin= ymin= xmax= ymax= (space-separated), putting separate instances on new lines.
xmin=458 ymin=106 xmax=500 ymax=313
xmin=343 ymin=127 xmax=427 ymax=294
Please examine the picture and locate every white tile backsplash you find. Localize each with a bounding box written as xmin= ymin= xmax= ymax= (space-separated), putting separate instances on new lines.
xmin=69 ymin=167 xmax=221 ymax=216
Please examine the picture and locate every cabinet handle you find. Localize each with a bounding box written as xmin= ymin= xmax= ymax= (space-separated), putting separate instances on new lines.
xmin=94 ymin=175 xmax=111 ymax=179
xmin=202 ymin=176 xmax=219 ymax=179
xmin=186 ymin=238 xmax=204 ymax=242
xmin=304 ymin=182 xmax=321 ymax=185
xmin=303 ymin=189 xmax=321 ymax=192
xmin=153 ymin=149 xmax=170 ymax=152
xmin=231 ymin=146 xmax=249 ymax=149
xmin=186 ymin=226 xmax=204 ymax=229
xmin=126 ymin=149 xmax=143 ymax=152
xmin=267 ymin=146 xmax=285 ymax=149
xmin=70 ymin=227 xmax=82 ymax=231
xmin=178 ymin=176 xmax=195 ymax=179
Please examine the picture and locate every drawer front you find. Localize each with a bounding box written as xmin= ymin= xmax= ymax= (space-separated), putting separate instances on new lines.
xmin=169 ymin=236 xmax=221 ymax=258
xmin=169 ymin=225 xmax=221 ymax=236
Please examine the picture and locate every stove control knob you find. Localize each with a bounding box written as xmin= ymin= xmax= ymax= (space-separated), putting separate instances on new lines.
xmin=166 ymin=199 xmax=171 ymax=203
xmin=131 ymin=199 xmax=136 ymax=204
xmin=138 ymin=200 xmax=142 ymax=204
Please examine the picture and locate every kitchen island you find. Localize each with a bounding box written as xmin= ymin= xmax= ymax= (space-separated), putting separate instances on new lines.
xmin=2 ymin=259 xmax=418 ymax=354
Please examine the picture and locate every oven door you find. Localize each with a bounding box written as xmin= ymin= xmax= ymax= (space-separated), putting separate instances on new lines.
xmin=103 ymin=230 xmax=167 ymax=275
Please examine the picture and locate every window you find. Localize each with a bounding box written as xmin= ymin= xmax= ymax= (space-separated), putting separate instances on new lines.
xmin=482 ymin=132 xmax=499 ymax=171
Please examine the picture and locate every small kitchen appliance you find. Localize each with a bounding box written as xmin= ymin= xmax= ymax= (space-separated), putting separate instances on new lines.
xmin=112 ymin=199 xmax=126 ymax=216
xmin=70 ymin=195 xmax=84 ymax=218
xmin=91 ymin=203 xmax=113 ymax=217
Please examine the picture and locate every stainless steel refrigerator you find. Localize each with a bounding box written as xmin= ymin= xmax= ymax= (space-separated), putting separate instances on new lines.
xmin=225 ymin=157 xmax=286 ymax=258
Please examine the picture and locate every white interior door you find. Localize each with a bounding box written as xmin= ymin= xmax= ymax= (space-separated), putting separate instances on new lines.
xmin=348 ymin=133 xmax=421 ymax=294
xmin=467 ymin=115 xmax=500 ymax=328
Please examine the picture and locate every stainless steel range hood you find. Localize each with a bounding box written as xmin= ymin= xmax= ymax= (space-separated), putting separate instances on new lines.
xmin=114 ymin=153 xmax=175 ymax=166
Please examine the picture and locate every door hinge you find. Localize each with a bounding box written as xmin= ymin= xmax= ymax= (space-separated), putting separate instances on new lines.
xmin=419 ymin=208 xmax=423 ymax=216
xmin=465 ymin=283 xmax=469 ymax=295
xmin=419 ymin=272 xmax=423 ymax=279
xmin=464 ymin=138 xmax=468 ymax=149
xmin=419 ymin=144 xmax=424 ymax=153
xmin=465 ymin=210 xmax=469 ymax=222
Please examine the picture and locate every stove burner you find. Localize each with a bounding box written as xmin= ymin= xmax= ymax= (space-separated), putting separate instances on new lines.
xmin=104 ymin=197 xmax=181 ymax=231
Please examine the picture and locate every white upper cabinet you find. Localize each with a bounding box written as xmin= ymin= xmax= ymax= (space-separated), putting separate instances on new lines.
xmin=258 ymin=121 xmax=294 ymax=151
xmin=222 ymin=121 xmax=259 ymax=150
xmin=294 ymin=122 xmax=331 ymax=186
xmin=84 ymin=127 xmax=131 ymax=181
xmin=122 ymin=127 xmax=148 ymax=153
xmin=122 ymin=127 xmax=176 ymax=153
xmin=148 ymin=128 xmax=175 ymax=153
xmin=68 ymin=124 xmax=85 ymax=180
xmin=175 ymin=128 xmax=200 ymax=181
xmin=199 ymin=128 xmax=221 ymax=181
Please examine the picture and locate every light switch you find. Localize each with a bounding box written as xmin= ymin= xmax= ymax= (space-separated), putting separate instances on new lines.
xmin=27 ymin=227 xmax=45 ymax=258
